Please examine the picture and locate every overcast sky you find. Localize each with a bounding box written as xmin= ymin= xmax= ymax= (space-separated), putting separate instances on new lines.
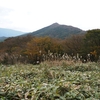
xmin=0 ymin=0 xmax=100 ymax=32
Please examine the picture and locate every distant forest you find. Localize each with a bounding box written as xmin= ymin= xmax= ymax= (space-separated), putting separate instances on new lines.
xmin=0 ymin=29 xmax=100 ymax=64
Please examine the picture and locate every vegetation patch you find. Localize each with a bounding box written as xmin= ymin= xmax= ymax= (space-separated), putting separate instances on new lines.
xmin=0 ymin=62 xmax=100 ymax=99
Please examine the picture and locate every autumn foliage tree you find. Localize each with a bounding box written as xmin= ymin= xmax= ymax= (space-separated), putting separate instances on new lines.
xmin=0 ymin=35 xmax=33 ymax=64
xmin=83 ymin=29 xmax=100 ymax=61
xmin=25 ymin=36 xmax=64 ymax=63
xmin=0 ymin=29 xmax=100 ymax=64
xmin=63 ymin=34 xmax=84 ymax=55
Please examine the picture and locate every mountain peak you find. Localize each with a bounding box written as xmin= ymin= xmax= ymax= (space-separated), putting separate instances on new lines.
xmin=48 ymin=22 xmax=60 ymax=29
xmin=21 ymin=23 xmax=85 ymax=39
xmin=51 ymin=22 xmax=59 ymax=25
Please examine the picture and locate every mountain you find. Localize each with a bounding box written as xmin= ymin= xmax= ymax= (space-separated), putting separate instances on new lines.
xmin=0 ymin=28 xmax=24 ymax=37
xmin=0 ymin=37 xmax=8 ymax=42
xmin=21 ymin=23 xmax=85 ymax=39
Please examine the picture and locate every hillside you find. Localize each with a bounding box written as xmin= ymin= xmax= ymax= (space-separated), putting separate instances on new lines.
xmin=0 ymin=28 xmax=24 ymax=37
xmin=0 ymin=36 xmax=8 ymax=42
xmin=21 ymin=23 xmax=85 ymax=39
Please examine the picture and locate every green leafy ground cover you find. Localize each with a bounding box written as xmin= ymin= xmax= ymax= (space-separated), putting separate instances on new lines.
xmin=0 ymin=61 xmax=100 ymax=100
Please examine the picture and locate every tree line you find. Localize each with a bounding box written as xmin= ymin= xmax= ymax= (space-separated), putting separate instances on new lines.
xmin=0 ymin=29 xmax=100 ymax=64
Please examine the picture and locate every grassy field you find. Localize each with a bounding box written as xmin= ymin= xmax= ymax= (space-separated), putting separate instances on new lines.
xmin=0 ymin=61 xmax=100 ymax=100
